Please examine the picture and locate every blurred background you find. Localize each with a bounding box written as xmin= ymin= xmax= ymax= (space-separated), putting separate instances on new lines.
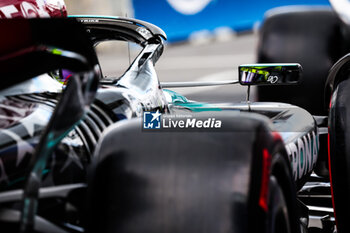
xmin=65 ymin=0 xmax=330 ymax=102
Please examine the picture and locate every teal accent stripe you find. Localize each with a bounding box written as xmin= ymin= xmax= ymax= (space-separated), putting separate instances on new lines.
xmin=7 ymin=169 xmax=50 ymax=187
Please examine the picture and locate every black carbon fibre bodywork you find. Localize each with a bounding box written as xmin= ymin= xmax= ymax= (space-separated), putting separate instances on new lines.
xmin=168 ymin=101 xmax=319 ymax=190
xmin=0 ymin=86 xmax=166 ymax=190
xmin=0 ymin=93 xmax=111 ymax=190
xmin=0 ymin=97 xmax=318 ymax=191
xmin=0 ymin=16 xmax=169 ymax=192
xmin=0 ymin=17 xmax=101 ymax=232
xmin=0 ymin=15 xmax=327 ymax=233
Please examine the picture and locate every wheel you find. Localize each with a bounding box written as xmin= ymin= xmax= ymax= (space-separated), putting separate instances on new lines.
xmin=328 ymin=77 xmax=350 ymax=233
xmin=86 ymin=113 xmax=299 ymax=233
xmin=268 ymin=176 xmax=291 ymax=233
xmin=257 ymin=7 xmax=349 ymax=115
xmin=268 ymin=145 xmax=299 ymax=233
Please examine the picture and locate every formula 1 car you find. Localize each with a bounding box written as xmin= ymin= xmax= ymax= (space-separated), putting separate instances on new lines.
xmin=0 ymin=1 xmax=348 ymax=233
xmin=0 ymin=18 xmax=318 ymax=233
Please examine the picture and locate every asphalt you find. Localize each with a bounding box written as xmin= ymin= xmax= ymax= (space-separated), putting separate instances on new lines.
xmin=98 ymin=33 xmax=258 ymax=103
xmin=159 ymin=33 xmax=258 ymax=102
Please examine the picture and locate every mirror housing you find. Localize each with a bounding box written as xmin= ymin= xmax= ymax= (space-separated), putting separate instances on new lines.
xmin=239 ymin=63 xmax=302 ymax=85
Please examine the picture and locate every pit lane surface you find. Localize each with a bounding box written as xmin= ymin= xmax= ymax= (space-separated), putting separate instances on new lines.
xmin=99 ymin=33 xmax=258 ymax=102
xmin=157 ymin=34 xmax=257 ymax=102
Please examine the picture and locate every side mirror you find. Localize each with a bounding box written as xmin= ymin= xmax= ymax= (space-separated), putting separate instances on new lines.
xmin=239 ymin=63 xmax=302 ymax=85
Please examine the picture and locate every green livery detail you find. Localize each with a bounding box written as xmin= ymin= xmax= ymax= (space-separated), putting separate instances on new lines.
xmin=164 ymin=89 xmax=223 ymax=112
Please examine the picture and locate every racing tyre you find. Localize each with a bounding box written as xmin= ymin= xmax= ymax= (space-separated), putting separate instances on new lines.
xmin=328 ymin=77 xmax=350 ymax=233
xmin=257 ymin=7 xmax=350 ymax=115
xmin=86 ymin=112 xmax=299 ymax=233
xmin=268 ymin=142 xmax=298 ymax=233
xmin=268 ymin=176 xmax=291 ymax=233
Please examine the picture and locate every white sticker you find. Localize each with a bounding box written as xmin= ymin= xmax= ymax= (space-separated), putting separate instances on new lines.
xmin=0 ymin=5 xmax=19 ymax=18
